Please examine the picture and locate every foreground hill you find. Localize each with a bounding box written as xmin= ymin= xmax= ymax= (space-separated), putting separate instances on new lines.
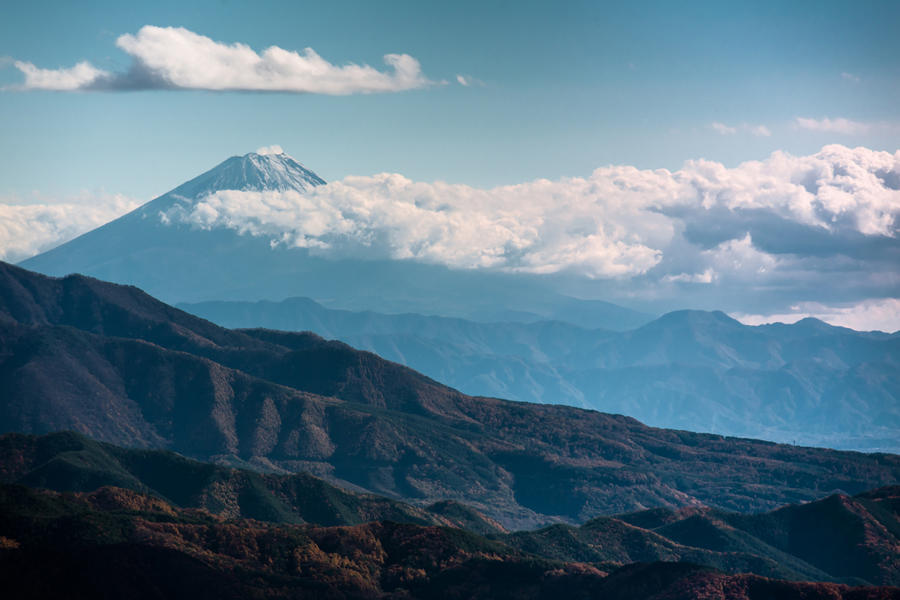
xmin=1 ymin=484 xmax=898 ymax=600
xmin=181 ymin=296 xmax=900 ymax=452
xmin=0 ymin=261 xmax=898 ymax=529
xmin=3 ymin=431 xmax=897 ymax=585
xmin=0 ymin=431 xmax=502 ymax=533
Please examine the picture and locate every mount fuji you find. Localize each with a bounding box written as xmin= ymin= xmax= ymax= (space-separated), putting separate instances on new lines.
xmin=20 ymin=150 xmax=651 ymax=329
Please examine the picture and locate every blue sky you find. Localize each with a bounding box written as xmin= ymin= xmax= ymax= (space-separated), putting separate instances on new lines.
xmin=1 ymin=1 xmax=899 ymax=329
xmin=1 ymin=0 xmax=899 ymax=198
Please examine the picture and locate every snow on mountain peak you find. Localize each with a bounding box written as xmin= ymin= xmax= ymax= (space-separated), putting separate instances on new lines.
xmin=133 ymin=149 xmax=327 ymax=223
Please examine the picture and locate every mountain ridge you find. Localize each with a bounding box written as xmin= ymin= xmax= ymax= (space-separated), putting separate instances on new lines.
xmin=179 ymin=295 xmax=900 ymax=452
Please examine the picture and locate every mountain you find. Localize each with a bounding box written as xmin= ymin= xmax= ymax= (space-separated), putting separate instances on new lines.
xmin=179 ymin=296 xmax=900 ymax=452
xmin=19 ymin=150 xmax=651 ymax=331
xmin=2 ymin=484 xmax=899 ymax=600
xmin=1 ymin=261 xmax=898 ymax=530
xmin=501 ymin=486 xmax=900 ymax=585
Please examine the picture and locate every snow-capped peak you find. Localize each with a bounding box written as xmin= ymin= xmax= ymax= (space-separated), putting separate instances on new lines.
xmin=133 ymin=149 xmax=327 ymax=220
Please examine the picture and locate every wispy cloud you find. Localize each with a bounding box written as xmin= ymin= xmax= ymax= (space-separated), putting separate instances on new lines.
xmin=711 ymin=122 xmax=771 ymax=137
xmin=795 ymin=116 xmax=870 ymax=135
xmin=841 ymin=71 xmax=860 ymax=83
xmin=711 ymin=122 xmax=737 ymax=135
xmin=0 ymin=193 xmax=141 ymax=262
xmin=8 ymin=26 xmax=432 ymax=94
xmin=455 ymin=74 xmax=485 ymax=87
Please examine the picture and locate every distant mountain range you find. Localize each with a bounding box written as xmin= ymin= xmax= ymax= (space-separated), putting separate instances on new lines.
xmin=1 ymin=260 xmax=898 ymax=530
xmin=3 ymin=431 xmax=898 ymax=587
xmin=179 ymin=295 xmax=900 ymax=452
xmin=19 ymin=150 xmax=652 ymax=331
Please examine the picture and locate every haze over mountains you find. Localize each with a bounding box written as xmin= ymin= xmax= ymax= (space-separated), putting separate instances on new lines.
xmin=181 ymin=296 xmax=900 ymax=452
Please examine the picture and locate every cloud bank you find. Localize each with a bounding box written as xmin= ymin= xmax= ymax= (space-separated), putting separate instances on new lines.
xmin=157 ymin=144 xmax=899 ymax=330
xmin=11 ymin=26 xmax=430 ymax=94
xmin=4 ymin=145 xmax=896 ymax=330
xmin=0 ymin=193 xmax=140 ymax=262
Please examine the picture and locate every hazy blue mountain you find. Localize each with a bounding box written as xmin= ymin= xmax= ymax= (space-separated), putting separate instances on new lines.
xmin=19 ymin=151 xmax=652 ymax=331
xmin=180 ymin=297 xmax=900 ymax=452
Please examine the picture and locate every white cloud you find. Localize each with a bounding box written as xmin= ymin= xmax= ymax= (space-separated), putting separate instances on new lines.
xmin=795 ymin=116 xmax=870 ymax=135
xmin=10 ymin=26 xmax=431 ymax=94
xmin=841 ymin=72 xmax=860 ymax=83
xmin=711 ymin=122 xmax=737 ymax=135
xmin=711 ymin=122 xmax=771 ymax=137
xmin=734 ymin=298 xmax=900 ymax=333
xmin=256 ymin=145 xmax=284 ymax=156
xmin=0 ymin=193 xmax=141 ymax=262
xmin=12 ymin=60 xmax=109 ymax=91
xmin=161 ymin=145 xmax=900 ymax=286
xmin=663 ymin=269 xmax=716 ymax=284
xmin=455 ymin=74 xmax=484 ymax=87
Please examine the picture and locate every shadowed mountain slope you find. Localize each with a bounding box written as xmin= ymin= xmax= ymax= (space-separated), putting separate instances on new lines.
xmin=501 ymin=486 xmax=900 ymax=585
xmin=0 ymin=431 xmax=502 ymax=532
xmin=1 ymin=261 xmax=898 ymax=530
xmin=1 ymin=484 xmax=898 ymax=600
xmin=2 ymin=431 xmax=899 ymax=585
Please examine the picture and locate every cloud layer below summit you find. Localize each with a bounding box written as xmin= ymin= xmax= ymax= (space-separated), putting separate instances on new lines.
xmin=159 ymin=144 xmax=900 ymax=328
xmin=10 ymin=26 xmax=431 ymax=94
xmin=4 ymin=145 xmax=898 ymax=330
xmin=0 ymin=193 xmax=140 ymax=262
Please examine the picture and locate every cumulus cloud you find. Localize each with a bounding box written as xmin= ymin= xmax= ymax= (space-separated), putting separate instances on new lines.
xmin=734 ymin=298 xmax=900 ymax=333
xmin=795 ymin=117 xmax=870 ymax=135
xmin=0 ymin=193 xmax=141 ymax=262
xmin=9 ymin=26 xmax=431 ymax=94
xmin=161 ymin=145 xmax=900 ymax=300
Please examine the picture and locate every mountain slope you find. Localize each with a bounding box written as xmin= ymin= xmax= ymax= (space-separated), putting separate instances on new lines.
xmin=1 ymin=261 xmax=898 ymax=530
xmin=503 ymin=486 xmax=900 ymax=585
xmin=19 ymin=151 xmax=651 ymax=330
xmin=0 ymin=431 xmax=501 ymax=531
xmin=180 ymin=296 xmax=900 ymax=451
xmin=3 ymin=431 xmax=899 ymax=585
